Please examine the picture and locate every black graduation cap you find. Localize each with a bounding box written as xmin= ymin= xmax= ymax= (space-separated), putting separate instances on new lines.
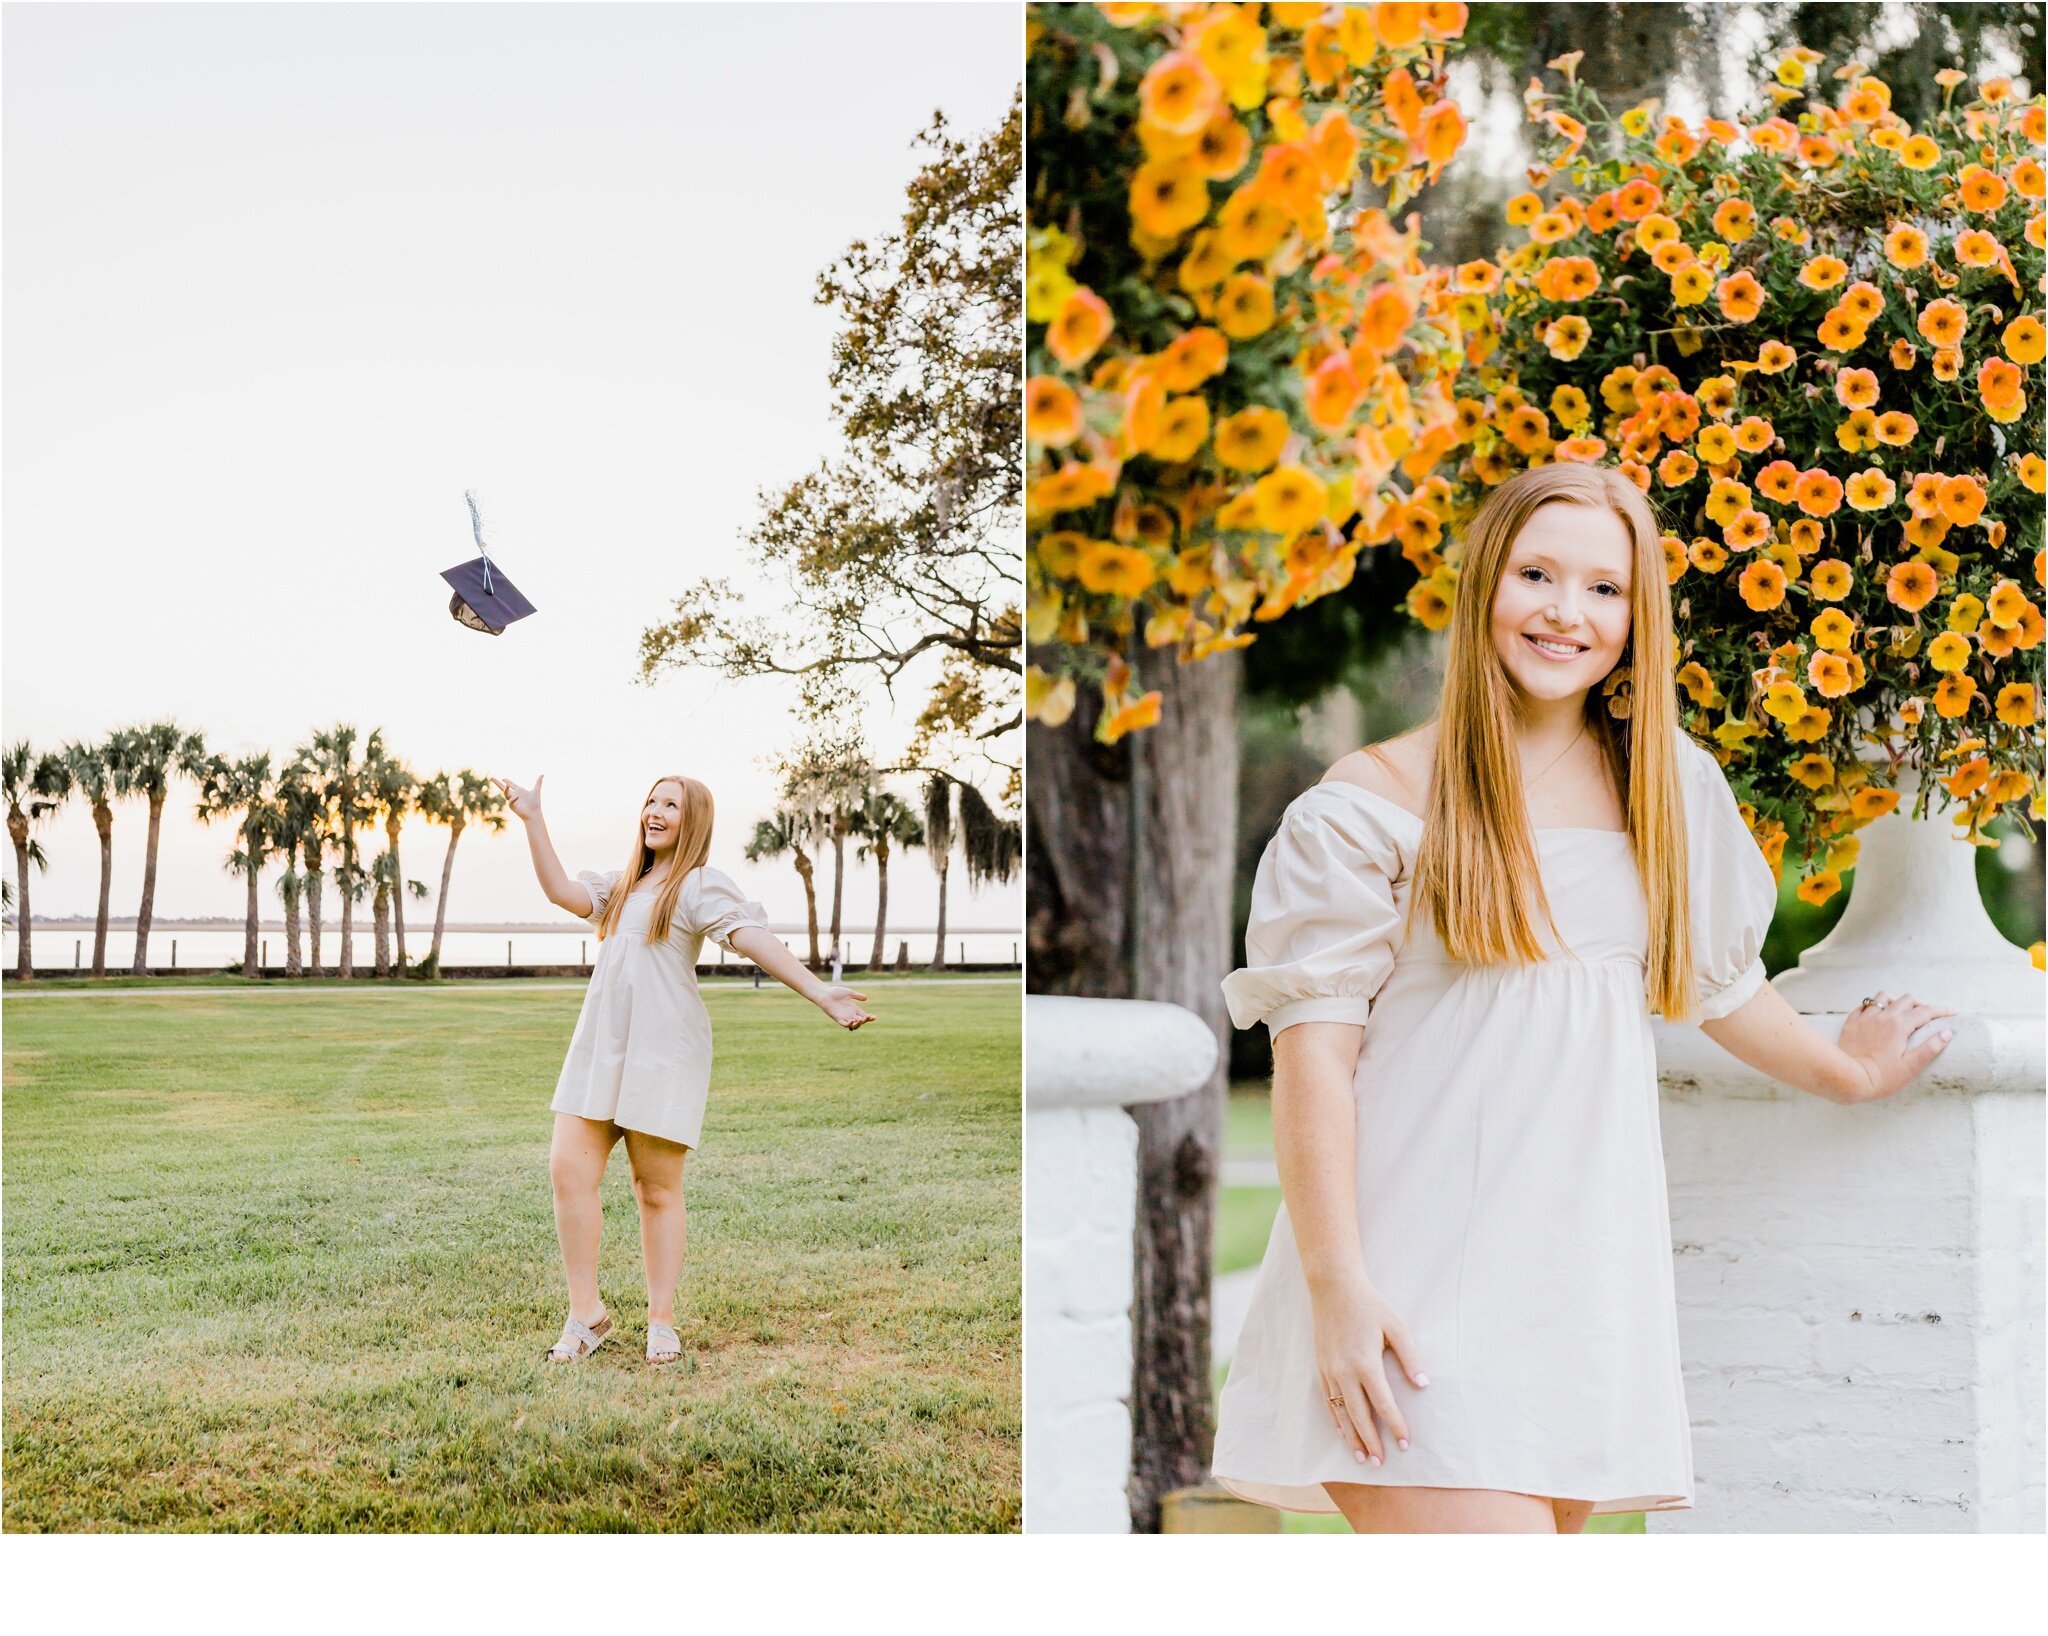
xmin=442 ymin=491 xmax=536 ymax=634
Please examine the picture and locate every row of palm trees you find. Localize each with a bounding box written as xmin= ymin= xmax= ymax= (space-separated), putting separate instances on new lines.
xmin=747 ymin=770 xmax=1019 ymax=972
xmin=4 ymin=722 xmax=504 ymax=981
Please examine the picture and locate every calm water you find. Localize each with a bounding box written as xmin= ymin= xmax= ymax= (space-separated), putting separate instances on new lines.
xmin=5 ymin=926 xmax=1020 ymax=972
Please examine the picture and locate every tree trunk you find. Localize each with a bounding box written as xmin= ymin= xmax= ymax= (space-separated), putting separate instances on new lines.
xmin=10 ymin=819 xmax=31 ymax=980
xmin=431 ymin=815 xmax=463 ymax=969
xmin=829 ymin=815 xmax=847 ymax=959
xmin=243 ymin=826 xmax=261 ymax=979
xmin=131 ymin=792 xmax=165 ymax=975
xmin=796 ymin=851 xmax=820 ymax=967
xmin=305 ymin=839 xmax=324 ymax=977
xmin=338 ymin=820 xmax=355 ymax=979
xmin=868 ymin=839 xmax=890 ymax=971
xmin=388 ymin=815 xmax=407 ymax=972
xmin=1025 ymin=644 xmax=1243 ymax=1533
xmin=373 ymin=878 xmax=391 ymax=977
xmin=284 ymin=875 xmax=303 ymax=978
xmin=92 ymin=801 xmax=113 ymax=978
xmin=931 ymin=858 xmax=950 ymax=970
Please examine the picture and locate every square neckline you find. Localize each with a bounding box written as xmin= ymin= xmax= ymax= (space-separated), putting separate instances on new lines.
xmin=1314 ymin=778 xmax=1630 ymax=837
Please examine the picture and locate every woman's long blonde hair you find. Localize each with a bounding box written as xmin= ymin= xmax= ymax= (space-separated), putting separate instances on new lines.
xmin=593 ymin=774 xmax=716 ymax=943
xmin=1410 ymin=463 xmax=1696 ymax=1019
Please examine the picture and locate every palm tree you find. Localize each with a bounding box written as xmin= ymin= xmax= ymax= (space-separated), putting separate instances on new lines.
xmin=5 ymin=744 xmax=71 ymax=981
xmin=416 ymin=770 xmax=507 ymax=977
xmin=369 ymin=850 xmax=428 ymax=975
xmin=366 ymin=745 xmax=418 ymax=975
xmin=122 ymin=722 xmax=208 ymax=975
xmin=851 ymin=790 xmax=924 ymax=971
xmin=269 ymin=762 xmax=327 ymax=978
xmin=744 ymin=810 xmax=819 ymax=967
xmin=285 ymin=743 xmax=332 ymax=976
xmin=196 ymin=752 xmax=276 ymax=979
xmin=779 ymin=739 xmax=870 ymax=968
xmin=922 ymin=775 xmax=1020 ymax=970
xmin=309 ymin=724 xmax=378 ymax=979
xmin=61 ymin=734 xmax=135 ymax=978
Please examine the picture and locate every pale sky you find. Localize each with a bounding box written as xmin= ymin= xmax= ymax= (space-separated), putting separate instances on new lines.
xmin=2 ymin=1 xmax=1021 ymax=934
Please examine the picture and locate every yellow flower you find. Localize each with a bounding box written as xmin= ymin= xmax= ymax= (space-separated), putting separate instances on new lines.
xmin=1811 ymin=609 xmax=1855 ymax=651
xmin=1025 ymin=666 xmax=1077 ymax=727
xmin=1214 ymin=406 xmax=1290 ymax=472
xmin=1809 ymin=560 xmax=1852 ymax=601
xmin=1670 ymin=264 xmax=1714 ymax=306
xmin=1998 ymin=683 xmax=2039 ymax=727
xmin=1215 ymin=272 xmax=1276 ymax=339
xmin=1927 ymin=632 xmax=1972 ymax=673
xmin=1789 ymin=754 xmax=1836 ymax=789
xmin=1251 ymin=466 xmax=1325 ymax=535
xmin=1676 ymin=661 xmax=1719 ymax=706
xmin=1076 ymin=542 xmax=1158 ymax=597
xmin=1796 ymin=871 xmax=1843 ymax=906
xmin=1762 ymin=680 xmax=1808 ymax=723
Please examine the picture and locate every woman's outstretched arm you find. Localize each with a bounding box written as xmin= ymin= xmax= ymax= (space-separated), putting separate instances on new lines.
xmin=1273 ymin=1020 xmax=1428 ymax=1468
xmin=494 ymin=775 xmax=592 ymax=917
xmin=725 ymin=925 xmax=875 ymax=1030
xmin=1698 ymin=981 xmax=1955 ymax=1102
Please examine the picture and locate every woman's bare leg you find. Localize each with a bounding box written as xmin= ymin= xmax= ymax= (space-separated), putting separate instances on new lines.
xmin=1552 ymin=1498 xmax=1594 ymax=1534
xmin=550 ymin=1113 xmax=620 ymax=1324
xmin=1326 ymin=1484 xmax=1558 ymax=1533
xmin=623 ymin=1129 xmax=690 ymax=1327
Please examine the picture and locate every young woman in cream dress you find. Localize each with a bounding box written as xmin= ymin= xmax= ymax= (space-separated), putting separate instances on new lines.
xmin=497 ymin=772 xmax=873 ymax=1366
xmin=1217 ymin=463 xmax=1956 ymax=1533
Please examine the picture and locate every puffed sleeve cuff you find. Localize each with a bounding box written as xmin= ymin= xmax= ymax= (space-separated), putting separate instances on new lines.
xmin=692 ymin=869 xmax=770 ymax=952
xmin=1695 ymin=955 xmax=1767 ymax=1021
xmin=1220 ymin=785 xmax=1405 ymax=1037
xmin=575 ymin=869 xmax=618 ymax=929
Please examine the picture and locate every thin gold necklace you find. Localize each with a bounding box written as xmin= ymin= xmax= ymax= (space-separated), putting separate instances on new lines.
xmin=1523 ymin=721 xmax=1586 ymax=792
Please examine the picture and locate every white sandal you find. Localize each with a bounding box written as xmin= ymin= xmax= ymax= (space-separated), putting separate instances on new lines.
xmin=546 ymin=1312 xmax=612 ymax=1362
xmin=646 ymin=1321 xmax=681 ymax=1365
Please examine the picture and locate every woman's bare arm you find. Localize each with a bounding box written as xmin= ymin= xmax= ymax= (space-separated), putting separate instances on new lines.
xmin=493 ymin=775 xmax=592 ymax=917
xmin=1698 ymin=980 xmax=1954 ymax=1102
xmin=725 ymin=925 xmax=874 ymax=1029
xmin=1272 ymin=1020 xmax=1428 ymax=1467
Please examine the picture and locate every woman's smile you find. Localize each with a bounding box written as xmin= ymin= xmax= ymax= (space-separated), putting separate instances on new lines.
xmin=1522 ymin=631 xmax=1591 ymax=662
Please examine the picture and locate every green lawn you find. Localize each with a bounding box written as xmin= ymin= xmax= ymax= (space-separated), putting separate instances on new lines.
xmin=3 ymin=982 xmax=1020 ymax=1532
xmin=1218 ymin=1088 xmax=1642 ymax=1536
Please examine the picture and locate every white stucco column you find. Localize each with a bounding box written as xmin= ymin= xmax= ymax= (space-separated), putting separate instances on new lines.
xmin=1025 ymin=996 xmax=1218 ymax=1534
xmin=1654 ymin=803 xmax=2045 ymax=1533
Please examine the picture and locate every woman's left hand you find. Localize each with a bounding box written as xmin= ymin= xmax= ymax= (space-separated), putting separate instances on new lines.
xmin=815 ymin=986 xmax=875 ymax=1030
xmin=1834 ymin=991 xmax=1957 ymax=1103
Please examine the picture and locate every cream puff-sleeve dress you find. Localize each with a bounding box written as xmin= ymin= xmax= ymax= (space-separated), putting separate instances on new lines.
xmin=550 ymin=865 xmax=769 ymax=1150
xmin=1213 ymin=733 xmax=1777 ymax=1514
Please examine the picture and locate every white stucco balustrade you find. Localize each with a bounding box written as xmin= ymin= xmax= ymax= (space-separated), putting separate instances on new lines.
xmin=1654 ymin=798 xmax=2045 ymax=1533
xmin=1025 ymin=995 xmax=1217 ymax=1534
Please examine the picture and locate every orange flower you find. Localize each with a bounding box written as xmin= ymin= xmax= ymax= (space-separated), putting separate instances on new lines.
xmin=1216 ymin=184 xmax=1292 ymax=260
xmin=1954 ymin=229 xmax=2001 ymax=268
xmin=1798 ymin=255 xmax=1849 ymax=289
xmin=1536 ymin=256 xmax=1601 ymax=301
xmin=1504 ymin=191 xmax=1542 ymax=227
xmin=1614 ymin=178 xmax=1663 ymax=220
xmin=1885 ymin=560 xmax=1940 ymax=612
xmin=1933 ymin=674 xmax=1977 ymax=719
xmin=1129 ymin=157 xmax=1211 ymax=239
xmin=1215 ymin=271 xmax=1276 ymax=339
xmin=1755 ymin=460 xmax=1799 ymax=502
xmin=1979 ymin=357 xmax=2026 ymax=422
xmin=1796 ymin=871 xmax=1843 ymax=906
xmin=1027 ymin=376 xmax=1085 ymax=446
xmin=1197 ymin=112 xmax=1255 ymax=181
xmin=1755 ymin=340 xmax=1796 ymax=374
xmin=1794 ymin=469 xmax=1843 ymax=517
xmin=1374 ymin=2 xmax=1427 ymax=48
xmin=1658 ymin=449 xmax=1698 ymax=486
xmin=1454 ymin=260 xmax=1502 ymax=293
xmin=1890 ymin=338 xmax=1918 ymax=370
xmin=1689 ymin=536 xmax=1730 ymax=573
xmin=1149 ymin=395 xmax=1211 ymax=462
xmin=1849 ymin=787 xmax=1900 ymax=821
xmin=1359 ymin=282 xmax=1417 ymax=352
xmin=1839 ymin=282 xmax=1884 ymax=324
xmin=2019 ymin=453 xmax=2048 ymax=494
xmin=1808 ymin=651 xmax=1854 ymax=697
xmin=1884 ymin=224 xmax=1929 ymax=269
xmin=1098 ymin=690 xmax=1164 ymax=743
xmin=1917 ymin=298 xmax=1967 ymax=348
xmin=1817 ymin=308 xmax=1867 ymax=351
xmin=1810 ymin=560 xmax=1853 ymax=601
xmin=1158 ymin=326 xmax=1229 ymax=391
xmin=1138 ymin=50 xmax=1223 ymax=137
xmin=1734 ymin=416 xmax=1775 ymax=454
xmin=1932 ymin=346 xmax=1963 ymax=381
xmin=1936 ymin=475 xmax=1986 ymax=527
xmin=1873 ymin=411 xmax=1917 ymax=446
xmin=1717 ymin=271 xmax=1765 ymax=321
xmin=1048 ymin=287 xmax=1115 ymax=369
xmin=1214 ymin=405 xmax=1291 ymax=472
xmin=2015 ymin=159 xmax=2047 ymax=200
xmin=1542 ymin=315 xmax=1591 ymax=360
xmin=1651 ymin=239 xmax=1696 ymax=274
xmin=2004 ymin=315 xmax=2046 ymax=366
xmin=1739 ymin=559 xmax=1787 ymax=610
xmin=1834 ymin=368 xmax=1880 ymax=410
xmin=1845 ymin=469 xmax=1897 ymax=512
xmin=1789 ymin=519 xmax=1824 ymax=555
xmin=1501 ymin=404 xmax=1552 ymax=453
xmin=1077 ymin=541 xmax=1158 ymax=597
xmin=1304 ymin=355 xmax=1362 ymax=431
xmin=1713 ymin=199 xmax=1757 ymax=241
xmin=1988 ymin=579 xmax=2030 ymax=629
xmin=1899 ymin=134 xmax=1941 ymax=170
xmin=1997 ymin=684 xmax=2039 ymax=727
xmin=1959 ymin=165 xmax=2010 ymax=212
xmin=1420 ymin=100 xmax=1467 ymax=169
xmin=1725 ymin=509 xmax=1771 ymax=550
xmin=1556 ymin=436 xmax=1608 ymax=462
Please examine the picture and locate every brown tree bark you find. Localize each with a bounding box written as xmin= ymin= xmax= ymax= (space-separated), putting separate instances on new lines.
xmin=867 ymin=839 xmax=890 ymax=972
xmin=10 ymin=815 xmax=31 ymax=981
xmin=130 ymin=792 xmax=164 ymax=975
xmin=388 ymin=814 xmax=408 ymax=972
xmin=931 ymin=857 xmax=950 ymax=970
xmin=305 ymin=837 xmax=325 ymax=977
xmin=91 ymin=800 xmax=113 ymax=977
xmin=1027 ymin=644 xmax=1242 ymax=1533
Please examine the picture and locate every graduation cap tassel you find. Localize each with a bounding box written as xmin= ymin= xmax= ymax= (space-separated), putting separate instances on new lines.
xmin=441 ymin=489 xmax=536 ymax=635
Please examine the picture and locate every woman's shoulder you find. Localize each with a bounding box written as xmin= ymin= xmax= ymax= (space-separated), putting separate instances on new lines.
xmin=1314 ymin=726 xmax=1433 ymax=821
xmin=1265 ymin=730 xmax=1430 ymax=871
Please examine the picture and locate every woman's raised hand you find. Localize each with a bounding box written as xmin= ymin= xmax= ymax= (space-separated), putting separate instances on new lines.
xmin=1835 ymin=991 xmax=1957 ymax=1102
xmin=493 ymin=774 xmax=544 ymax=823
xmin=1312 ymin=1278 xmax=1428 ymax=1468
xmin=815 ymin=986 xmax=875 ymax=1031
